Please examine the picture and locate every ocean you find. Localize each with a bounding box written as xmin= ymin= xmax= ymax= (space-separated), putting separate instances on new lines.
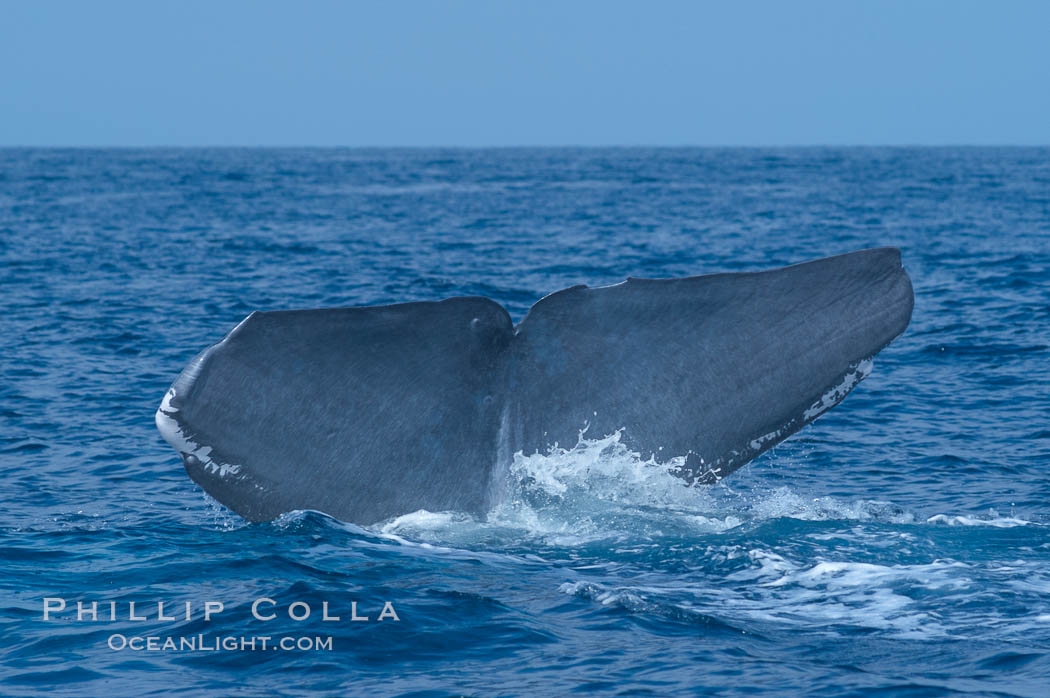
xmin=1 ymin=147 xmax=1048 ymax=696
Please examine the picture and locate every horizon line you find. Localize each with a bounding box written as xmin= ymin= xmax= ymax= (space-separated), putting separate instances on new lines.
xmin=2 ymin=143 xmax=1048 ymax=149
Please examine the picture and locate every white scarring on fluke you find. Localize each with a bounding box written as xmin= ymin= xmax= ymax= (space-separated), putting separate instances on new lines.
xmin=803 ymin=358 xmax=874 ymax=422
xmin=155 ymin=388 xmax=243 ymax=478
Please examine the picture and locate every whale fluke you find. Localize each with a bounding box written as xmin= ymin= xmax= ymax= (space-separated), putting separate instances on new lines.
xmin=157 ymin=248 xmax=913 ymax=524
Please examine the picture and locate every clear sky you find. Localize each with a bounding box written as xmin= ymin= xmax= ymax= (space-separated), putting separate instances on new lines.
xmin=2 ymin=1 xmax=1048 ymax=146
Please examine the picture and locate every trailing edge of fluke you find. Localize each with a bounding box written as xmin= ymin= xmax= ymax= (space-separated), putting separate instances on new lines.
xmin=156 ymin=247 xmax=914 ymax=524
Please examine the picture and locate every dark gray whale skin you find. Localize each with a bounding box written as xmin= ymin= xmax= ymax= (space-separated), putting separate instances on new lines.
xmin=156 ymin=248 xmax=914 ymax=524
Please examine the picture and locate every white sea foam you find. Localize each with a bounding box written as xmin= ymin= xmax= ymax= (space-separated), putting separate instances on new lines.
xmin=500 ymin=429 xmax=702 ymax=507
xmin=561 ymin=552 xmax=980 ymax=639
xmin=727 ymin=554 xmax=970 ymax=637
xmin=748 ymin=487 xmax=918 ymax=524
xmin=487 ymin=429 xmax=739 ymax=542
xmin=926 ymin=513 xmax=1033 ymax=528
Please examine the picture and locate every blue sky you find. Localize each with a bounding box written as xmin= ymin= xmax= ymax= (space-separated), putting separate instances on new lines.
xmin=2 ymin=1 xmax=1048 ymax=146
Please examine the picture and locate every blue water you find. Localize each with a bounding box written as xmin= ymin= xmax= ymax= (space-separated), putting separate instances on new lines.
xmin=2 ymin=148 xmax=1049 ymax=696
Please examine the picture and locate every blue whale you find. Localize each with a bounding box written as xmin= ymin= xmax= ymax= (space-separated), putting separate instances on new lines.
xmin=156 ymin=248 xmax=914 ymax=524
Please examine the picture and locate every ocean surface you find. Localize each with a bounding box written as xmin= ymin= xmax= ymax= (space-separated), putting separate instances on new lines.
xmin=1 ymin=147 xmax=1048 ymax=697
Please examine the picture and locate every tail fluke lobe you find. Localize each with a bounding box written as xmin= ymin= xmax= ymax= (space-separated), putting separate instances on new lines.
xmin=510 ymin=247 xmax=913 ymax=481
xmin=156 ymin=298 xmax=514 ymax=523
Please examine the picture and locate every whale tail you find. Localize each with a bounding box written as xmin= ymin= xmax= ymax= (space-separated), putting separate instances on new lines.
xmin=156 ymin=247 xmax=913 ymax=524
